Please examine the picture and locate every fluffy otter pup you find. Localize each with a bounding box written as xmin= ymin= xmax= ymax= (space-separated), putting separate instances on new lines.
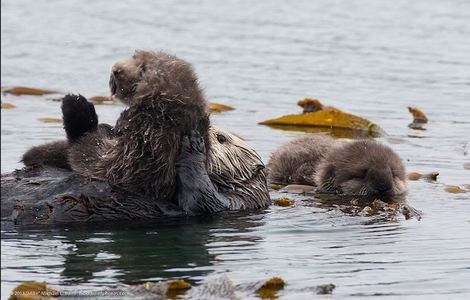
xmin=21 ymin=98 xmax=113 ymax=170
xmin=267 ymin=134 xmax=406 ymax=196
xmin=66 ymin=51 xmax=210 ymax=201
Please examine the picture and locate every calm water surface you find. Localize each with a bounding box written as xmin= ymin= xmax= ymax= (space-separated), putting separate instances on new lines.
xmin=1 ymin=0 xmax=470 ymax=299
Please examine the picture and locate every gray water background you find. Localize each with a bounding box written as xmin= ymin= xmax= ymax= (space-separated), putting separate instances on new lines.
xmin=1 ymin=0 xmax=470 ymax=298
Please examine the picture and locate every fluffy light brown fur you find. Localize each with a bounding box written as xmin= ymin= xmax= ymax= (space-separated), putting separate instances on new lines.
xmin=267 ymin=134 xmax=406 ymax=196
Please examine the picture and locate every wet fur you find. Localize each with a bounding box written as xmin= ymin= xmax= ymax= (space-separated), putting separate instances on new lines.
xmin=207 ymin=127 xmax=269 ymax=210
xmin=267 ymin=134 xmax=406 ymax=196
xmin=22 ymin=94 xmax=113 ymax=171
xmin=67 ymin=51 xmax=210 ymax=201
xmin=21 ymin=51 xmax=270 ymax=213
xmin=22 ymin=140 xmax=70 ymax=170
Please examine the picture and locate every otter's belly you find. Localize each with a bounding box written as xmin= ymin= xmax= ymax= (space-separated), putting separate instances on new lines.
xmin=1 ymin=167 xmax=184 ymax=227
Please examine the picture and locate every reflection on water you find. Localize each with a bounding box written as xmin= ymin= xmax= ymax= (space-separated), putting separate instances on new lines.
xmin=1 ymin=212 xmax=266 ymax=292
xmin=2 ymin=0 xmax=470 ymax=298
xmin=261 ymin=124 xmax=382 ymax=139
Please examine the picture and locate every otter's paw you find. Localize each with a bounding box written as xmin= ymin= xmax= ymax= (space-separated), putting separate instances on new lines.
xmin=178 ymin=130 xmax=206 ymax=162
xmin=189 ymin=130 xmax=205 ymax=153
xmin=176 ymin=131 xmax=207 ymax=184
xmin=62 ymin=94 xmax=98 ymax=141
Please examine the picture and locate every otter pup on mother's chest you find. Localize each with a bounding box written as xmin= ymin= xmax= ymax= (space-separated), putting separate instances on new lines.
xmin=67 ymin=51 xmax=210 ymax=201
xmin=267 ymin=135 xmax=406 ymax=196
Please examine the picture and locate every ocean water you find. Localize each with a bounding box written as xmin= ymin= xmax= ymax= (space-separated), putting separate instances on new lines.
xmin=1 ymin=0 xmax=470 ymax=299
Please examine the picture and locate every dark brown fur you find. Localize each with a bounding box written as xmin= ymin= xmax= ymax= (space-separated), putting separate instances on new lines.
xmin=267 ymin=134 xmax=406 ymax=196
xmin=68 ymin=51 xmax=210 ymax=201
xmin=22 ymin=140 xmax=70 ymax=170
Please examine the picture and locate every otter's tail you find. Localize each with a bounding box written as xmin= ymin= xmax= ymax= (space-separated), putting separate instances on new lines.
xmin=62 ymin=94 xmax=98 ymax=142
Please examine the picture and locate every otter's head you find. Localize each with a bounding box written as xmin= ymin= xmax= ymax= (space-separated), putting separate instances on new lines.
xmin=206 ymin=127 xmax=271 ymax=209
xmin=315 ymin=140 xmax=406 ymax=196
xmin=109 ymin=50 xmax=200 ymax=105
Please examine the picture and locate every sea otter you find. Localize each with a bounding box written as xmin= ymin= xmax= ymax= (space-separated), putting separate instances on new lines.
xmin=11 ymin=50 xmax=269 ymax=221
xmin=1 ymin=124 xmax=269 ymax=226
xmin=267 ymin=134 xmax=406 ymax=196
xmin=58 ymin=93 xmax=269 ymax=214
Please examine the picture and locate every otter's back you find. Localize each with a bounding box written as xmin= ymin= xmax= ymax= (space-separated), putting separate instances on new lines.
xmin=267 ymin=134 xmax=335 ymax=185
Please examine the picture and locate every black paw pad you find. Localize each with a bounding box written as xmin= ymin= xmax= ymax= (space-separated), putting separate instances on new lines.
xmin=62 ymin=94 xmax=98 ymax=141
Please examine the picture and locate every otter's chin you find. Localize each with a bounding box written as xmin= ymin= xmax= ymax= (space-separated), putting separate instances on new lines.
xmin=340 ymin=181 xmax=407 ymax=197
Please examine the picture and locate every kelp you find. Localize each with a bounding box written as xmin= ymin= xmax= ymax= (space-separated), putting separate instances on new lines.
xmin=273 ymin=197 xmax=295 ymax=207
xmin=408 ymin=106 xmax=428 ymax=130
xmin=37 ymin=117 xmax=62 ymax=124
xmin=89 ymin=95 xmax=116 ymax=104
xmin=8 ymin=281 xmax=59 ymax=300
xmin=444 ymin=185 xmax=467 ymax=194
xmin=407 ymin=171 xmax=439 ymax=181
xmin=256 ymin=277 xmax=285 ymax=299
xmin=1 ymin=101 xmax=16 ymax=109
xmin=2 ymin=86 xmax=58 ymax=96
xmin=208 ymin=102 xmax=235 ymax=113
xmin=260 ymin=98 xmax=384 ymax=137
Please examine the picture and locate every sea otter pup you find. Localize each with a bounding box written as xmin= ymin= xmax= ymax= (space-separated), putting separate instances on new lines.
xmin=267 ymin=134 xmax=406 ymax=196
xmin=63 ymin=50 xmax=210 ymax=202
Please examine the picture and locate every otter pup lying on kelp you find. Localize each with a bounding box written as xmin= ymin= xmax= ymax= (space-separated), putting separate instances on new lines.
xmin=2 ymin=51 xmax=270 ymax=225
xmin=267 ymin=134 xmax=406 ymax=196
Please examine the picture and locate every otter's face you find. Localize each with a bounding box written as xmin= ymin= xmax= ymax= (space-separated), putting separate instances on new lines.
xmin=206 ymin=126 xmax=270 ymax=209
xmin=109 ymin=50 xmax=198 ymax=106
xmin=109 ymin=52 xmax=145 ymax=105
xmin=315 ymin=140 xmax=406 ymax=196
xmin=207 ymin=127 xmax=265 ymax=185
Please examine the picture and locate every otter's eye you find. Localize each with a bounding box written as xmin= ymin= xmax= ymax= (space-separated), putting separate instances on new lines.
xmin=217 ymin=134 xmax=227 ymax=144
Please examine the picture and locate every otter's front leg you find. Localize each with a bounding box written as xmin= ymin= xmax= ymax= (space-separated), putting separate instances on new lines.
xmin=175 ymin=131 xmax=230 ymax=215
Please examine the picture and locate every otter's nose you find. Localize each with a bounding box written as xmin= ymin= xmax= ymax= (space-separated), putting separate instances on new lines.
xmin=111 ymin=66 xmax=122 ymax=76
xmin=374 ymin=180 xmax=393 ymax=194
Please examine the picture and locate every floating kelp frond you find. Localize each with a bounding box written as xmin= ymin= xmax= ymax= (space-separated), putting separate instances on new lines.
xmin=408 ymin=106 xmax=428 ymax=130
xmin=208 ymin=102 xmax=235 ymax=113
xmin=9 ymin=281 xmax=59 ymax=300
xmin=90 ymin=95 xmax=116 ymax=104
xmin=444 ymin=185 xmax=467 ymax=194
xmin=408 ymin=106 xmax=428 ymax=123
xmin=256 ymin=277 xmax=285 ymax=299
xmin=407 ymin=171 xmax=439 ymax=181
xmin=1 ymin=101 xmax=15 ymax=109
xmin=38 ymin=117 xmax=62 ymax=123
xmin=306 ymin=193 xmax=422 ymax=221
xmin=297 ymin=97 xmax=324 ymax=113
xmin=166 ymin=279 xmax=192 ymax=299
xmin=2 ymin=86 xmax=59 ymax=96
xmin=273 ymin=197 xmax=295 ymax=207
xmin=260 ymin=107 xmax=385 ymax=137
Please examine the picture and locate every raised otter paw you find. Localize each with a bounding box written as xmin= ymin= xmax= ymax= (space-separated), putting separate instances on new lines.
xmin=178 ymin=130 xmax=206 ymax=161
xmin=62 ymin=94 xmax=98 ymax=142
